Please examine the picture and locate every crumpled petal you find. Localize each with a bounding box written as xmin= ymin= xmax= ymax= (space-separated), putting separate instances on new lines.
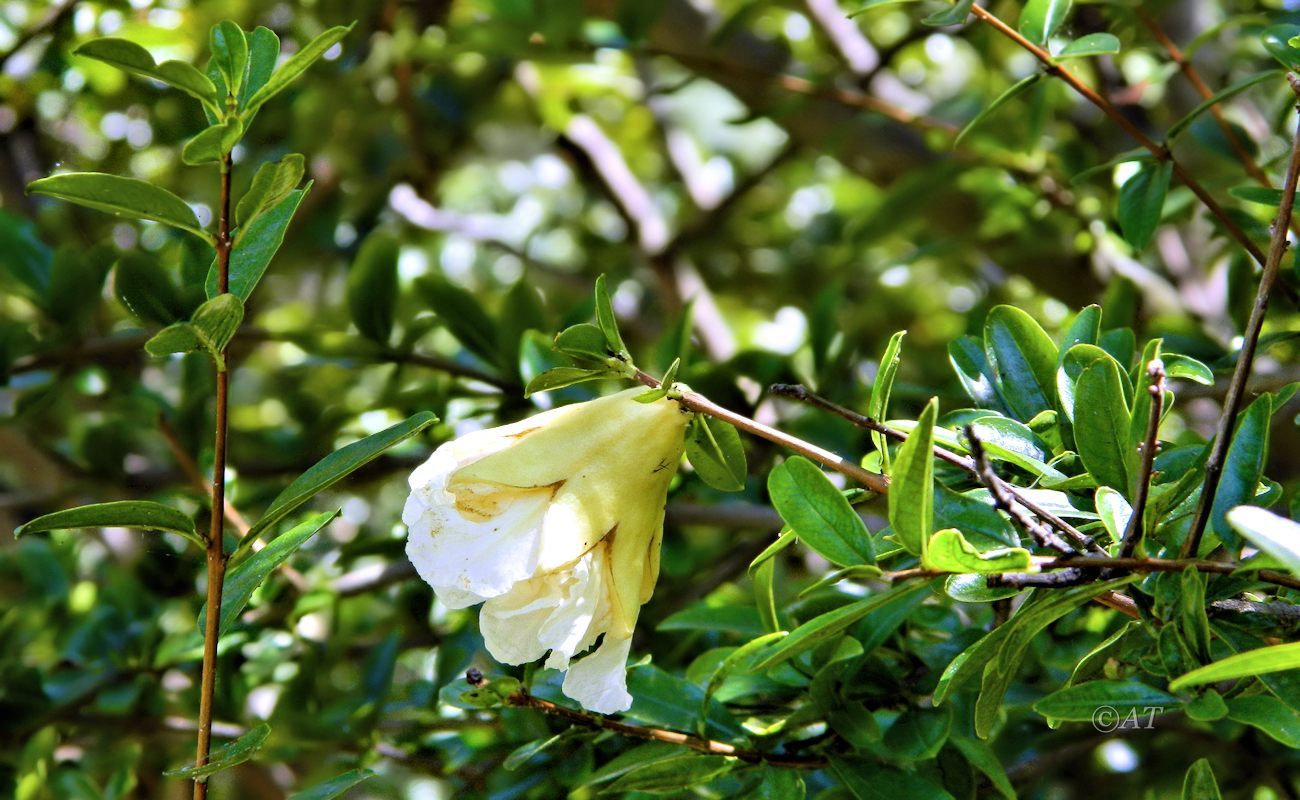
xmin=562 ymin=634 xmax=635 ymax=714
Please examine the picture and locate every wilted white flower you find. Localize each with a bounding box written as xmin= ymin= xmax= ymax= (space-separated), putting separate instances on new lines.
xmin=404 ymin=387 xmax=689 ymax=713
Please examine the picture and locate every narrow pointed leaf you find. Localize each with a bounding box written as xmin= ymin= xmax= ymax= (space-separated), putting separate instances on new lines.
xmin=1117 ymin=160 xmax=1173 ymax=250
xmin=74 ymin=38 xmax=217 ymax=106
xmin=207 ymin=186 xmax=310 ymax=299
xmin=236 ymin=154 xmax=305 ymax=228
xmin=1058 ymin=33 xmax=1120 ymax=59
xmin=210 ymin=21 xmax=248 ymax=97
xmin=28 ymin=173 xmax=208 ymax=241
xmin=244 ymin=25 xmax=354 ymax=113
xmin=1074 ymin=357 xmax=1131 ymax=493
xmin=346 ymin=230 xmax=399 ymax=343
xmin=1019 ymin=0 xmax=1072 ymax=44
xmin=1167 ymin=71 xmax=1279 ymax=142
xmin=890 ymin=398 xmax=937 ymax=558
xmin=287 ymin=769 xmax=375 ymax=800
xmin=868 ymin=331 xmax=905 ymax=469
xmin=1226 ymin=506 xmax=1300 ymax=577
xmin=15 ymin=501 xmax=201 ymax=548
xmin=1208 ymin=394 xmax=1271 ymax=551
xmin=685 ymin=415 xmax=746 ymax=492
xmin=984 ymin=305 xmax=1058 ymax=420
xmin=1169 ymin=641 xmax=1300 ymax=691
xmin=240 ymin=27 xmax=281 ymax=110
xmin=594 ymin=274 xmax=629 ymax=358
xmin=163 ymin=723 xmax=270 ymax=779
xmin=524 ymin=367 xmax=609 ymax=397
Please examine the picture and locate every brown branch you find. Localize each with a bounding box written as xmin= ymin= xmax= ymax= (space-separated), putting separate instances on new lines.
xmin=767 ymin=383 xmax=1105 ymax=555
xmin=1182 ymin=75 xmax=1300 ymax=558
xmin=504 ymin=688 xmax=827 ymax=769
xmin=635 ymin=371 xmax=890 ymax=493
xmin=1120 ymin=360 xmax=1165 ymax=558
xmin=966 ymin=426 xmax=1075 ymax=555
xmin=968 ymin=3 xmax=1267 ymax=269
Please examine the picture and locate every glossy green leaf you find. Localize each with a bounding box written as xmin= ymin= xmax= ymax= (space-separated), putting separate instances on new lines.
xmin=1208 ymin=394 xmax=1271 ymax=551
xmin=74 ymin=38 xmax=218 ymax=107
xmin=113 ymin=252 xmax=187 ymax=325
xmin=207 ymin=511 xmax=337 ymax=632
xmin=883 ymin=706 xmax=952 ymax=761
xmin=1019 ymin=0 xmax=1072 ymax=45
xmin=685 ymin=415 xmax=747 ymax=492
xmin=1225 ymin=695 xmax=1300 ymax=748
xmin=236 ymin=154 xmax=305 ymax=228
xmin=756 ymin=765 xmax=806 ymax=800
xmin=1034 ymin=680 xmax=1176 ymax=721
xmin=420 ymin=276 xmax=504 ymax=367
xmin=925 ymin=528 xmax=1033 ymax=573
xmin=943 ymin=573 xmax=1020 ymax=602
xmin=286 ymin=769 xmax=375 ymax=800
xmin=1095 ymin=486 xmax=1132 ymax=546
xmin=244 ymin=412 xmax=437 ymax=543
xmin=984 ymin=305 xmax=1058 ymax=420
xmin=181 ymin=119 xmax=242 ymax=165
xmin=965 ymin=416 xmax=1064 ymax=481
xmin=553 ymin=323 xmax=611 ymax=365
xmin=750 ymin=580 xmax=935 ymax=672
xmin=210 ymin=21 xmax=248 ymax=98
xmin=1227 ymin=506 xmax=1300 ymax=577
xmin=949 ymin=334 xmax=1007 ymax=412
xmin=346 ymin=230 xmax=399 ymax=344
xmin=869 ymin=330 xmax=905 ymax=468
xmin=593 ymin=274 xmax=629 ymax=358
xmin=1162 ymin=353 xmax=1213 ymax=385
xmin=208 ymin=186 xmax=311 ymax=299
xmin=1262 ymin=25 xmax=1300 ymax=71
xmin=239 ymin=27 xmax=281 ymax=111
xmin=163 ymin=723 xmax=270 ymax=780
xmin=949 ymin=736 xmax=1015 ymax=799
xmin=244 ymin=25 xmax=354 ymax=114
xmin=606 ymin=754 xmax=732 ymax=794
xmin=144 ymin=294 xmax=244 ymax=369
xmin=923 ymin=0 xmax=974 ymax=27
xmin=955 ymin=74 xmax=1043 ymax=147
xmin=1058 ymin=343 xmax=1112 ymax=422
xmin=1230 ymin=186 xmax=1285 ymax=206
xmin=1117 ymin=159 xmax=1173 ymax=250
xmin=1167 ymin=71 xmax=1279 ymax=141
xmin=829 ymin=757 xmax=955 ymax=799
xmin=14 ymin=501 xmax=201 ymax=548
xmin=888 ymin=397 xmax=936 ymax=557
xmin=1182 ymin=759 xmax=1222 ymax=800
xmin=769 ymin=456 xmax=873 ymax=566
xmin=523 ymin=367 xmax=609 ymax=397
xmin=627 ymin=665 xmax=745 ymax=739
xmin=1074 ymin=357 xmax=1131 ymax=493
xmin=1058 ymin=33 xmax=1120 ymax=59
xmin=28 ymin=173 xmax=208 ymax=241
xmin=1170 ymin=641 xmax=1300 ymax=692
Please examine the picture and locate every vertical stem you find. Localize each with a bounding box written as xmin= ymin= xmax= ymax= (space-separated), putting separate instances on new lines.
xmin=193 ymin=152 xmax=234 ymax=800
xmin=1120 ymin=360 xmax=1165 ymax=559
xmin=1182 ymin=77 xmax=1300 ymax=558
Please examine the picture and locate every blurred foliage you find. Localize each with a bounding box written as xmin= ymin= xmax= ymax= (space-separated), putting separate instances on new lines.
xmin=2 ymin=0 xmax=1300 ymax=798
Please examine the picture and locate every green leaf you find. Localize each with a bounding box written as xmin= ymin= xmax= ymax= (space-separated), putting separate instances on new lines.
xmin=1167 ymin=71 xmax=1279 ymax=142
xmin=1170 ymin=641 xmax=1300 ymax=692
xmin=943 ymin=573 xmax=1020 ymax=602
xmin=145 ymin=294 xmax=244 ymax=369
xmin=1117 ymin=159 xmax=1173 ymax=250
xmin=28 ymin=173 xmax=208 ymax=242
xmin=163 ymin=723 xmax=270 ymax=780
xmin=181 ymin=119 xmax=242 ymax=165
xmin=626 ymin=665 xmax=745 ymax=739
xmin=524 ymin=367 xmax=609 ymax=397
xmin=594 ymin=274 xmax=629 ymax=358
xmin=1094 ymin=486 xmax=1132 ymax=546
xmin=14 ymin=501 xmax=201 ymax=548
xmin=206 ymin=511 xmax=337 ymax=633
xmin=1225 ymin=695 xmax=1300 ymax=748
xmin=1230 ymin=186 xmax=1285 ymax=206
xmin=1227 ymin=506 xmax=1300 ymax=577
xmin=1058 ymin=343 xmax=1112 ymax=423
xmin=286 ymin=769 xmax=375 ymax=800
xmin=768 ymin=456 xmax=873 ymax=566
xmin=756 ymin=765 xmax=805 ymax=800
xmin=949 ymin=334 xmax=1007 ymax=413
xmin=1179 ymin=567 xmax=1211 ymax=661
xmin=750 ymin=580 xmax=935 ymax=672
xmin=244 ymin=24 xmax=354 ymax=114
xmin=346 ymin=230 xmax=399 ymax=344
xmin=207 ymin=186 xmax=311 ymax=299
xmin=889 ymin=397 xmax=936 ymax=557
xmin=1058 ymin=32 xmax=1120 ymax=59
xmin=74 ymin=38 xmax=218 ymax=107
xmin=984 ymin=305 xmax=1058 ymax=421
xmin=869 ymin=331 xmax=905 ymax=468
xmin=829 ymin=757 xmax=955 ymax=800
xmin=923 ymin=0 xmax=974 ymax=27
xmin=210 ymin=21 xmax=248 ymax=98
xmin=606 ymin=754 xmax=733 ymax=794
xmin=883 ymin=706 xmax=952 ymax=761
xmin=240 ymin=27 xmax=280 ymax=111
xmin=236 ymin=154 xmax=305 ymax=228
xmin=1019 ymin=0 xmax=1072 ymax=45
xmin=419 ymin=276 xmax=503 ymax=368
xmin=965 ymin=416 xmax=1065 ymax=481
xmin=1074 ymin=357 xmax=1131 ymax=493
xmin=1182 ymin=759 xmax=1222 ymax=800
xmin=1208 ymin=394 xmax=1271 ymax=552
xmin=697 ymin=631 xmax=787 ymax=734
xmin=1162 ymin=353 xmax=1213 ymax=385
xmin=1262 ymin=25 xmax=1300 ymax=71
xmin=954 ymin=74 xmax=1044 ymax=147
xmin=925 ymin=528 xmax=1033 ymax=573
xmin=685 ymin=415 xmax=747 ymax=492
xmin=244 ymin=412 xmax=437 ymax=544
xmin=949 ymin=736 xmax=1016 ymax=800
xmin=113 ymin=251 xmax=187 ymax=325
xmin=1033 ymin=680 xmax=1177 ymax=721
xmin=553 ymin=322 xmax=611 ymax=365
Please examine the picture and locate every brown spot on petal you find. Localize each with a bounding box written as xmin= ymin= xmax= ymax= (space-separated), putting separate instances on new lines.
xmin=448 ymin=479 xmax=564 ymax=522
xmin=506 ymin=426 xmax=542 ymax=440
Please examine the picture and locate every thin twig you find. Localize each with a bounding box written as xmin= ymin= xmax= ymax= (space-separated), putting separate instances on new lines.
xmin=1182 ymin=74 xmax=1300 ymax=558
xmin=193 ymin=152 xmax=235 ymax=800
xmin=503 ymin=688 xmax=827 ymax=769
xmin=635 ymin=371 xmax=890 ymax=493
xmin=768 ymin=384 xmax=1104 ymax=554
xmin=988 ymin=568 xmax=1093 ymax=588
xmin=1208 ymin=599 xmax=1300 ymax=619
xmin=966 ymin=426 xmax=1075 ymax=555
xmin=1120 ymin=360 xmax=1165 ymax=558
xmin=969 ymin=3 xmax=1267 ymax=269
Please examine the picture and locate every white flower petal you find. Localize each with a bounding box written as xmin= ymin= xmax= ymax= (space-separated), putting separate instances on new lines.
xmin=562 ymin=634 xmax=634 ymax=714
